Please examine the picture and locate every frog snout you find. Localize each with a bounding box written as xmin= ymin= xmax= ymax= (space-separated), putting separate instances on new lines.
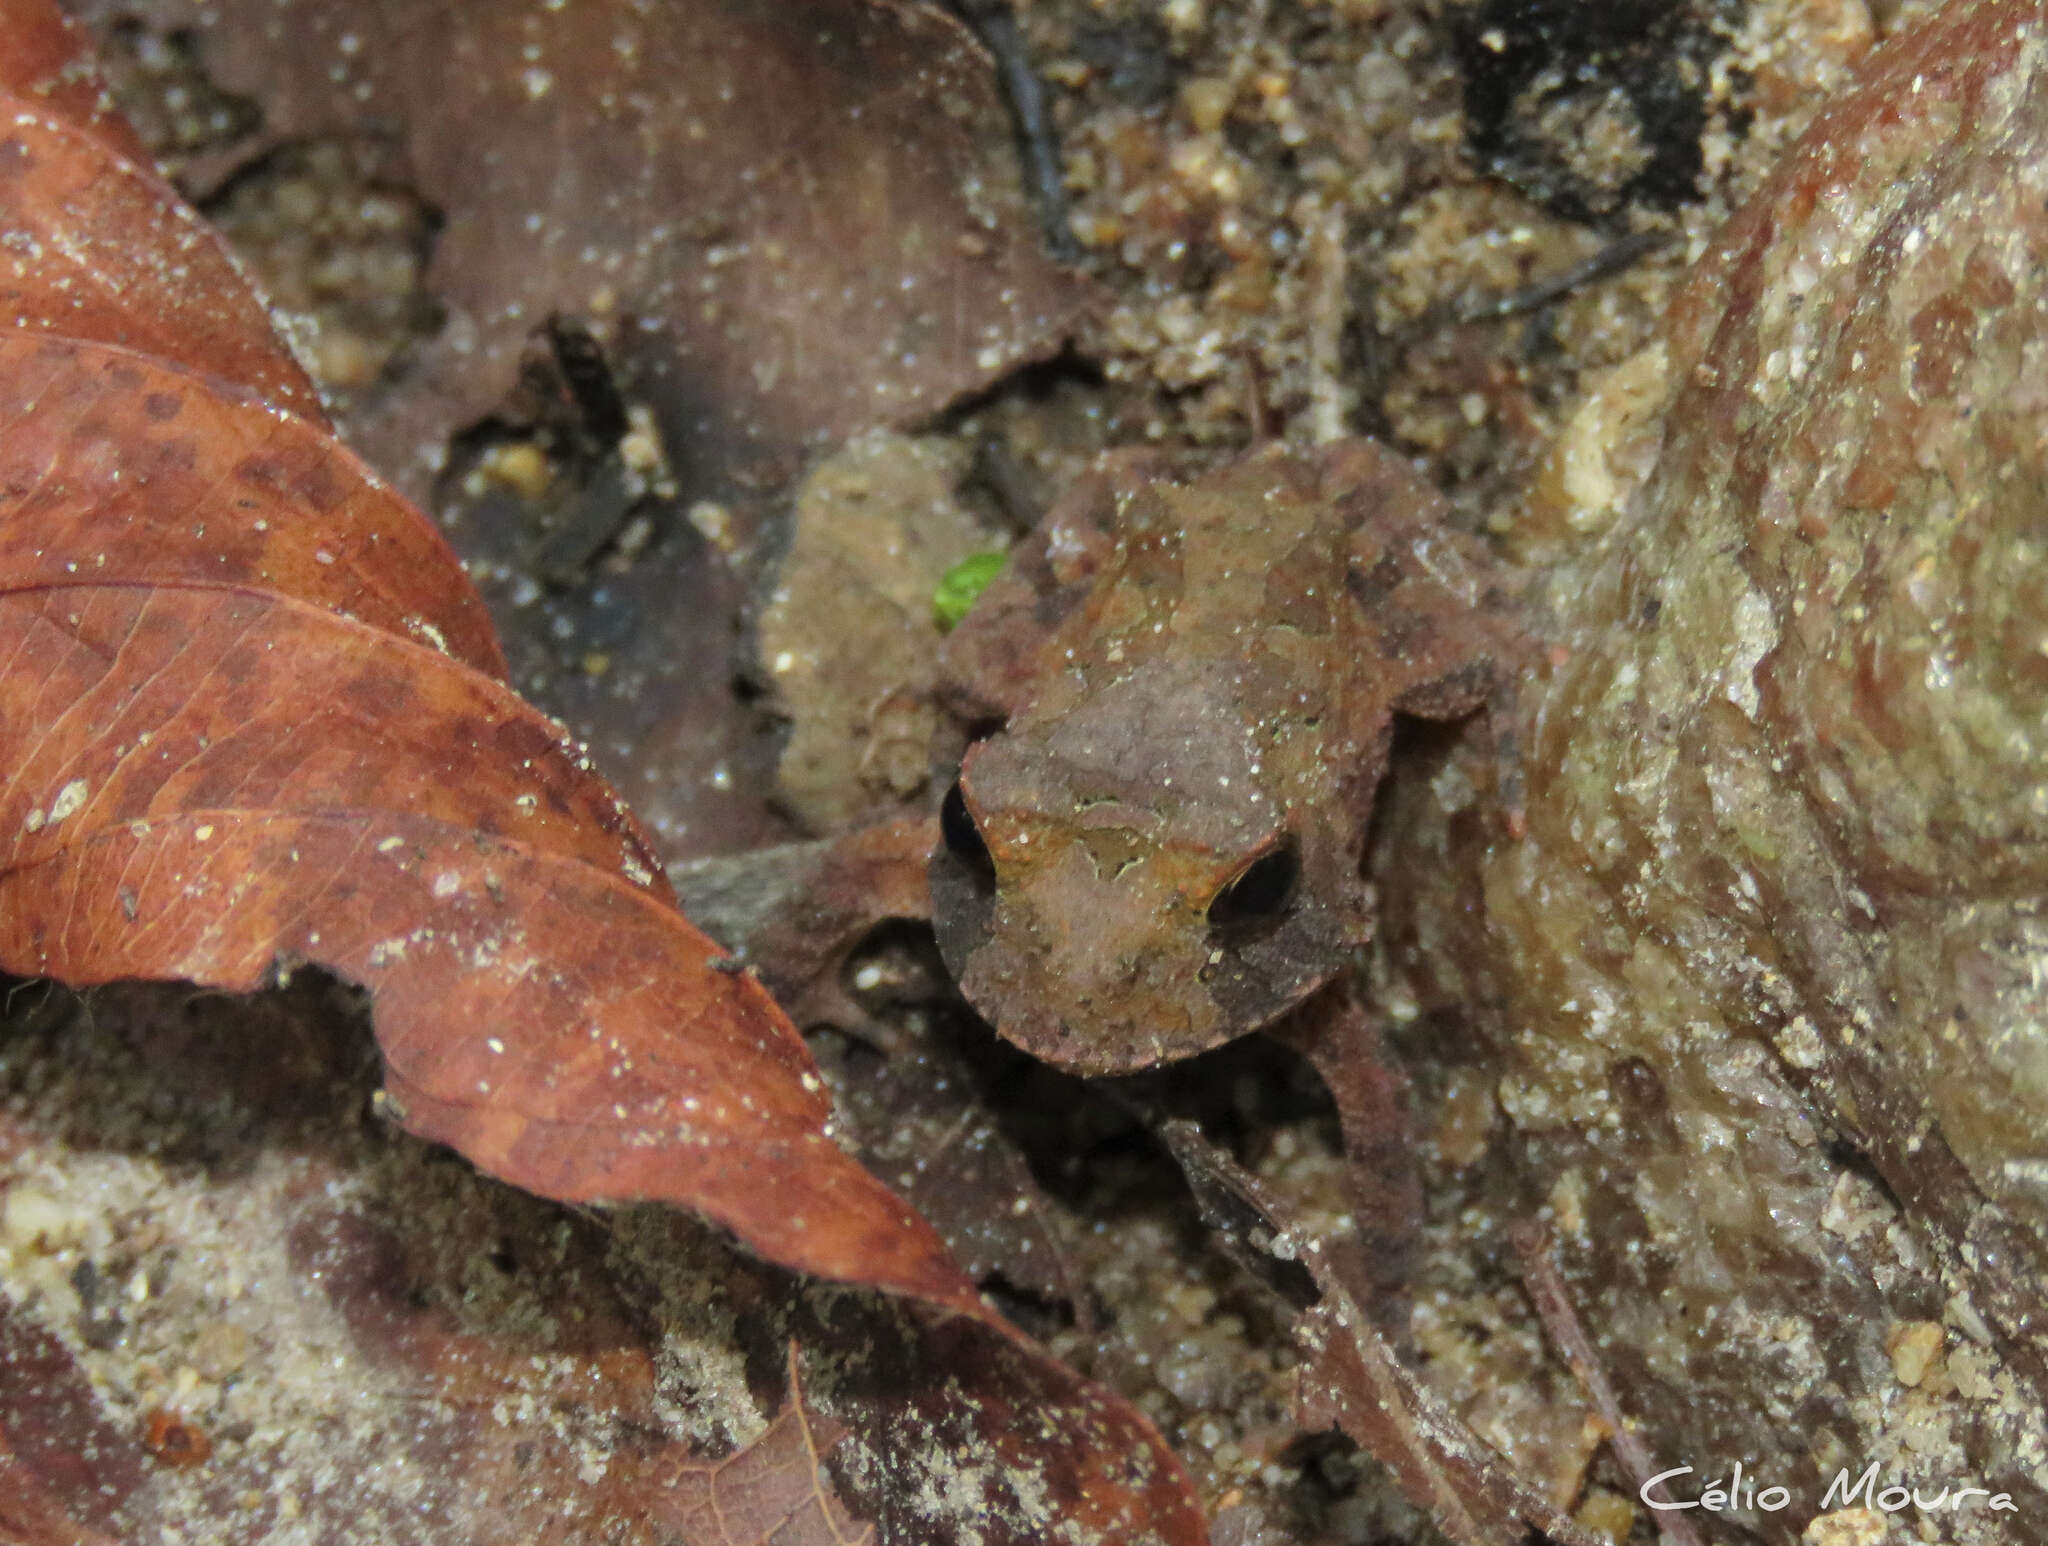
xmin=948 ymin=837 xmax=1230 ymax=1071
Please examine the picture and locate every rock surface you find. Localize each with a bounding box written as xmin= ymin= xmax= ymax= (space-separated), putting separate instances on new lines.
xmin=1379 ymin=3 xmax=2048 ymax=1537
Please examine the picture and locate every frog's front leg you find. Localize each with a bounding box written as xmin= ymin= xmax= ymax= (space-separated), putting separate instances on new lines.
xmin=1394 ymin=664 xmax=1528 ymax=840
xmin=1268 ymin=986 xmax=1423 ymax=1322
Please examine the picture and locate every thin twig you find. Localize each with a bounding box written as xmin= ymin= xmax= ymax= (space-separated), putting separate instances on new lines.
xmin=1304 ymin=199 xmax=1352 ymax=445
xmin=1457 ymin=230 xmax=1670 ymax=324
xmin=1512 ymin=1221 xmax=1706 ymax=1546
xmin=947 ymin=0 xmax=1081 ymax=262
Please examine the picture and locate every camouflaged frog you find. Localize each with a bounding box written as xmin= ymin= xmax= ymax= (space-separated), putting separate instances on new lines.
xmin=929 ymin=438 xmax=1524 ymax=1078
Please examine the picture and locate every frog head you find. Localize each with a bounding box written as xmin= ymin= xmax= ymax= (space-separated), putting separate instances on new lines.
xmin=928 ymin=655 xmax=1367 ymax=1075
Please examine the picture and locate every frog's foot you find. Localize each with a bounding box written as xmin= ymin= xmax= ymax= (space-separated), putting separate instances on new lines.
xmin=1392 ymin=656 xmax=1529 ymax=841
xmin=1269 ymin=988 xmax=1423 ymax=1325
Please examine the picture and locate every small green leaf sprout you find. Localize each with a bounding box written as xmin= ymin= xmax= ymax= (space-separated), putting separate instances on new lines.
xmin=933 ymin=550 xmax=1008 ymax=631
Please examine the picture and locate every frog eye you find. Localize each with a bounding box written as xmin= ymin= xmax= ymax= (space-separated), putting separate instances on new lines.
xmin=1207 ymin=839 xmax=1299 ymax=933
xmin=940 ymin=782 xmax=996 ymax=892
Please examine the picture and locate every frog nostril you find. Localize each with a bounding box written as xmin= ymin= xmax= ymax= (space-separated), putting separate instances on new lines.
xmin=1079 ymin=827 xmax=1146 ymax=883
xmin=1207 ymin=840 xmax=1299 ymax=934
xmin=940 ymin=782 xmax=996 ymax=893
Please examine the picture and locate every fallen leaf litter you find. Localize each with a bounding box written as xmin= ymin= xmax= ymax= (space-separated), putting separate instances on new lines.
xmin=11 ymin=0 xmax=2034 ymax=1541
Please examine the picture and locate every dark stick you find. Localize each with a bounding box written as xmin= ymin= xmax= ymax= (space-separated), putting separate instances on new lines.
xmin=948 ymin=0 xmax=1082 ymax=262
xmin=1512 ymin=1221 xmax=1707 ymax=1546
xmin=1457 ymin=230 xmax=1670 ymax=323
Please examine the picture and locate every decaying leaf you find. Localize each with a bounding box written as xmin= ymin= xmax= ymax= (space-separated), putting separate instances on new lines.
xmin=0 ymin=1298 xmax=136 ymax=1546
xmin=674 ymin=816 xmax=941 ymax=1046
xmin=66 ymin=0 xmax=1093 ymax=500
xmin=820 ymin=1033 xmax=1084 ymax=1313
xmin=676 ymin=822 xmax=1082 ymax=1310
xmin=0 ymin=0 xmax=984 ymax=1322
xmin=0 ymin=12 xmax=1207 ymax=1541
xmin=3 ymin=977 xmax=1206 ymax=1546
xmin=641 ymin=1346 xmax=873 ymax=1546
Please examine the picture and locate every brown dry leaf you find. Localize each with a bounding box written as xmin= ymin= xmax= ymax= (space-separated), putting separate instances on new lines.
xmin=0 ymin=19 xmax=322 ymax=425
xmin=0 ymin=1299 xmax=136 ymax=1546
xmin=67 ymin=0 xmax=1093 ymax=499
xmin=1162 ymin=1123 xmax=1605 ymax=1546
xmin=58 ymin=0 xmax=1087 ymax=871
xmin=673 ymin=816 xmax=941 ymax=1043
xmin=676 ymin=821 xmax=1083 ymax=1310
xmin=0 ymin=2 xmax=150 ymax=163
xmin=0 ymin=13 xmax=1207 ymax=1540
xmin=3 ymin=979 xmax=1200 ymax=1546
xmin=0 ymin=0 xmax=975 ymax=1321
xmin=639 ymin=1346 xmax=873 ymax=1546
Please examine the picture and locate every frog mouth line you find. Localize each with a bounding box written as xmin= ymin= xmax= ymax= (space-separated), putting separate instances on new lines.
xmin=985 ymin=999 xmax=1218 ymax=1078
xmin=932 ymin=860 xmax=1353 ymax=1076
